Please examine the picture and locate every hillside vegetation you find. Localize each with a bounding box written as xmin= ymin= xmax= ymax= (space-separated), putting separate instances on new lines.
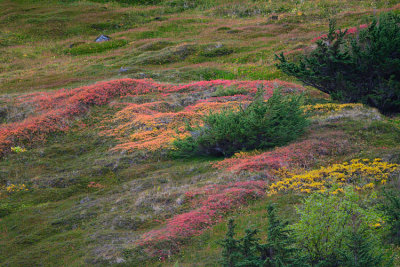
xmin=0 ymin=0 xmax=400 ymax=266
xmin=1 ymin=0 xmax=398 ymax=93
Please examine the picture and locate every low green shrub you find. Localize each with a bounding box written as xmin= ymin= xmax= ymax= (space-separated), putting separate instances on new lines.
xmin=292 ymin=188 xmax=389 ymax=266
xmin=137 ymin=40 xmax=173 ymax=51
xmin=199 ymin=44 xmax=234 ymax=58
xmin=66 ymin=39 xmax=128 ymax=55
xmin=276 ymin=12 xmax=400 ymax=114
xmin=173 ymin=88 xmax=308 ymax=157
xmin=380 ymin=189 xmax=400 ymax=245
xmin=219 ymin=189 xmax=392 ymax=267
xmin=219 ymin=205 xmax=297 ymax=267
xmin=132 ymin=44 xmax=196 ymax=65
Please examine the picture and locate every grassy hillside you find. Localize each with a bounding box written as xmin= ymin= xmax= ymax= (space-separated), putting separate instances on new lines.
xmin=2 ymin=0 xmax=399 ymax=93
xmin=1 ymin=0 xmax=400 ymax=266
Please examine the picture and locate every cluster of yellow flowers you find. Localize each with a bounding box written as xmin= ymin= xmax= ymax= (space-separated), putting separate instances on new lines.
xmin=10 ymin=146 xmax=27 ymax=153
xmin=1 ymin=184 xmax=28 ymax=195
xmin=268 ymin=159 xmax=398 ymax=195
xmin=302 ymin=103 xmax=364 ymax=114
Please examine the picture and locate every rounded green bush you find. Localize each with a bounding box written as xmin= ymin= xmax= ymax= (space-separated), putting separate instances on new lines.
xmin=173 ymin=88 xmax=308 ymax=157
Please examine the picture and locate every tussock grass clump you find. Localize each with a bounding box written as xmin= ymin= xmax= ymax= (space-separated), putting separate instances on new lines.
xmin=132 ymin=44 xmax=196 ymax=65
xmin=137 ymin=40 xmax=173 ymax=51
xmin=66 ymin=39 xmax=128 ymax=55
xmin=198 ymin=43 xmax=234 ymax=58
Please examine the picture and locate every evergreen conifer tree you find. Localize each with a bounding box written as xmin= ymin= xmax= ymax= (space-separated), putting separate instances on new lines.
xmin=220 ymin=219 xmax=241 ymax=267
xmin=276 ymin=12 xmax=400 ymax=114
xmin=261 ymin=204 xmax=297 ymax=267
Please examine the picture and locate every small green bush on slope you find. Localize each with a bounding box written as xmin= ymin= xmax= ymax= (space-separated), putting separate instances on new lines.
xmin=173 ymin=88 xmax=308 ymax=157
xmin=381 ymin=189 xmax=400 ymax=245
xmin=292 ymin=188 xmax=389 ymax=266
xmin=276 ymin=12 xmax=400 ymax=114
xmin=220 ymin=189 xmax=391 ymax=267
xmin=219 ymin=205 xmax=297 ymax=267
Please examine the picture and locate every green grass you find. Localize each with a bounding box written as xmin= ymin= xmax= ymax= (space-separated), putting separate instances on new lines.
xmin=211 ymin=86 xmax=248 ymax=97
xmin=155 ymin=193 xmax=302 ymax=267
xmin=1 ymin=0 xmax=397 ymax=93
xmin=66 ymin=39 xmax=129 ymax=55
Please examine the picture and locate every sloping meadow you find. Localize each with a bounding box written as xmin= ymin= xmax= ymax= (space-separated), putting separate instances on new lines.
xmin=1 ymin=78 xmax=400 ymax=265
xmin=0 ymin=78 xmax=304 ymax=155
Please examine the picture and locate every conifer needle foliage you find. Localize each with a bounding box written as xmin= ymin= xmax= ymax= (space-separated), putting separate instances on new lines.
xmin=173 ymin=87 xmax=308 ymax=157
xmin=219 ymin=205 xmax=297 ymax=267
xmin=276 ymin=12 xmax=400 ymax=114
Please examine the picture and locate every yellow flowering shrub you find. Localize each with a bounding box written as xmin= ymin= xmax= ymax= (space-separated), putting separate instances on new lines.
xmin=0 ymin=184 xmax=28 ymax=198
xmin=302 ymin=103 xmax=364 ymax=115
xmin=6 ymin=183 xmax=28 ymax=193
xmin=268 ymin=158 xmax=398 ymax=195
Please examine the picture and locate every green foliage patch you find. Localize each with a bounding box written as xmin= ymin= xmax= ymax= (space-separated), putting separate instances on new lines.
xmin=219 ymin=205 xmax=296 ymax=267
xmin=173 ymin=88 xmax=308 ymax=157
xmin=132 ymin=44 xmax=196 ymax=65
xmin=292 ymin=188 xmax=388 ymax=266
xmin=219 ymin=189 xmax=392 ymax=267
xmin=277 ymin=12 xmax=400 ymax=114
xmin=211 ymin=87 xmax=248 ymax=97
xmin=380 ymin=189 xmax=400 ymax=245
xmin=66 ymin=39 xmax=128 ymax=55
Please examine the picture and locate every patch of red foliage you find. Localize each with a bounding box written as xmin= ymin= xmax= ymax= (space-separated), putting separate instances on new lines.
xmin=1 ymin=79 xmax=158 ymax=154
xmin=1 ymin=79 xmax=304 ymax=155
xmin=311 ymin=24 xmax=368 ymax=43
xmin=137 ymin=181 xmax=267 ymax=259
xmin=213 ymin=131 xmax=351 ymax=174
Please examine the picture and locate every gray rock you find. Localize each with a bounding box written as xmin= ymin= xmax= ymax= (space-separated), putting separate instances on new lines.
xmin=80 ymin=196 xmax=91 ymax=204
xmin=115 ymin=258 xmax=125 ymax=264
xmin=176 ymin=197 xmax=184 ymax=205
xmin=138 ymin=72 xmax=147 ymax=78
xmin=95 ymin=35 xmax=111 ymax=42
xmin=118 ymin=67 xmax=129 ymax=73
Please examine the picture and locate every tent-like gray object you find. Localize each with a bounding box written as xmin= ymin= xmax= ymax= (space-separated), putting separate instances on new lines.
xmin=95 ymin=35 xmax=111 ymax=42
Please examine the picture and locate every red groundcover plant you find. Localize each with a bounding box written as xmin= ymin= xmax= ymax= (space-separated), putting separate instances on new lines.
xmin=137 ymin=181 xmax=267 ymax=259
xmin=213 ymin=131 xmax=350 ymax=174
xmin=0 ymin=79 xmax=304 ymax=155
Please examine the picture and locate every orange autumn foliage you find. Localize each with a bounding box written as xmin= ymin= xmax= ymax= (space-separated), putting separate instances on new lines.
xmin=1 ymin=78 xmax=305 ymax=155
